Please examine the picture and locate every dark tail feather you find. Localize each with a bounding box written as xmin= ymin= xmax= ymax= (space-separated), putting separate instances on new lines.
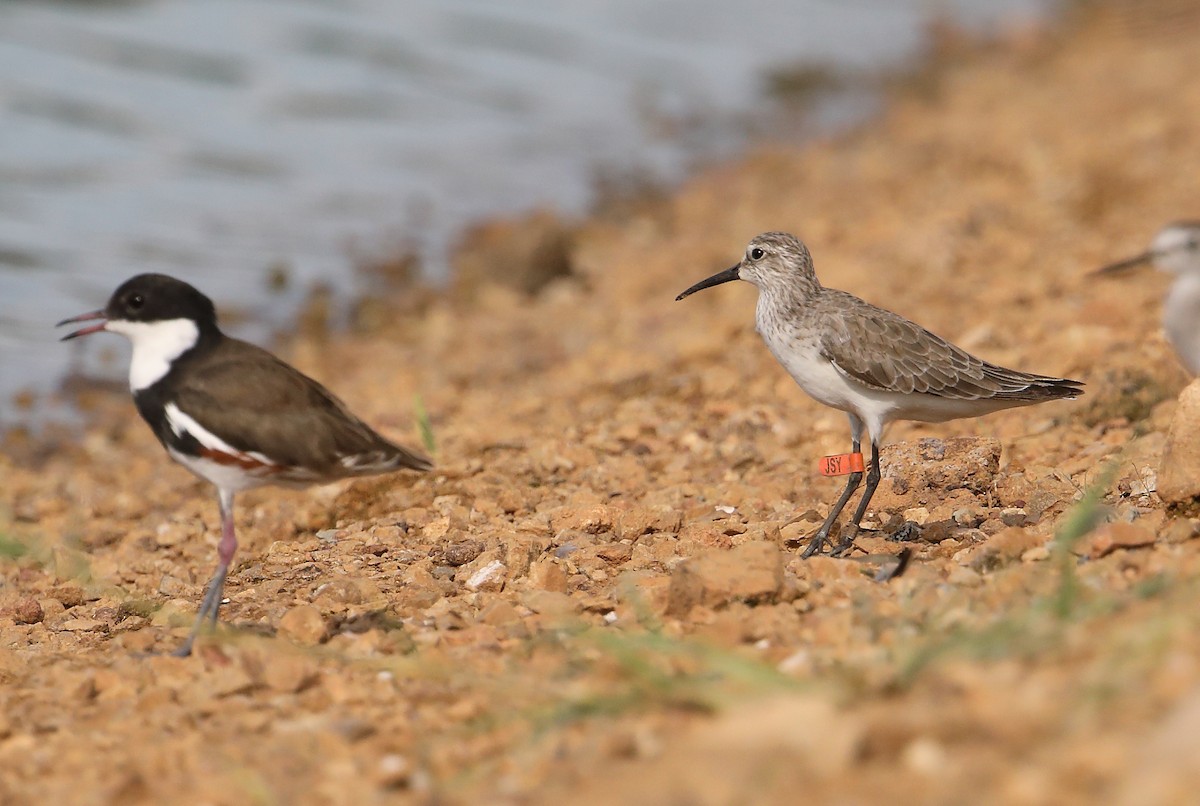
xmin=991 ymin=374 xmax=1085 ymax=401
xmin=340 ymin=441 xmax=432 ymax=475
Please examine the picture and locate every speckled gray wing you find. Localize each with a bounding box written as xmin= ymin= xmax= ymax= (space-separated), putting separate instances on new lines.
xmin=171 ymin=339 xmax=432 ymax=478
xmin=817 ymin=290 xmax=1084 ymax=401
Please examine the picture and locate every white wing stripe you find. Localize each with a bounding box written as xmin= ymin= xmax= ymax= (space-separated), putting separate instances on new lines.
xmin=164 ymin=402 xmax=279 ymax=467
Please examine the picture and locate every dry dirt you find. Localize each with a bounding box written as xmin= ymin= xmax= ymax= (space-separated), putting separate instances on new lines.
xmin=5 ymin=4 xmax=1200 ymax=804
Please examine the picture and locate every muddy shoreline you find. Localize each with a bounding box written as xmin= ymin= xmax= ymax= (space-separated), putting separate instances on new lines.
xmin=5 ymin=4 xmax=1200 ymax=803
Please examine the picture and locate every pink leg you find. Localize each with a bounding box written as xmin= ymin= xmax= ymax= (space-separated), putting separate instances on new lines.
xmin=173 ymin=489 xmax=237 ymax=657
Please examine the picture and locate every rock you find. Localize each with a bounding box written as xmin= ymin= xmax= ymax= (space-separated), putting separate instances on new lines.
xmin=521 ymin=589 xmax=576 ymax=617
xmin=1081 ymin=522 xmax=1157 ymax=559
xmin=374 ymin=754 xmax=411 ymax=789
xmin=548 ymin=505 xmax=618 ymax=535
xmin=984 ymin=527 xmax=1044 ymax=561
xmin=158 ymin=575 xmax=196 ymax=598
xmin=1021 ymin=545 xmax=1051 ymax=562
xmin=464 ymin=560 xmax=508 ymax=592
xmin=206 ymin=665 xmax=257 ymax=698
xmin=902 ymin=507 xmax=931 ymax=525
xmin=666 ymin=541 xmax=784 ymax=617
xmin=278 ymin=605 xmax=328 ymax=645
xmin=615 ymin=570 xmax=673 ymax=617
xmin=528 ymin=558 xmax=570 ymax=593
xmin=57 ymin=618 xmax=107 ymax=633
xmin=1158 ymin=379 xmax=1200 ymax=503
xmin=476 ymin=598 xmax=521 ymax=626
xmin=903 ymin=737 xmax=950 ymax=776
xmin=50 ymin=585 xmax=86 ymax=608
xmin=262 ymin=656 xmax=320 ymax=693
xmin=872 ymin=437 xmax=1002 ymax=512
xmin=616 ymin=506 xmax=682 ymax=538
xmin=312 ymin=578 xmax=381 ymax=609
xmin=430 ymin=539 xmax=484 ymax=567
xmin=9 ymin=597 xmax=44 ymax=625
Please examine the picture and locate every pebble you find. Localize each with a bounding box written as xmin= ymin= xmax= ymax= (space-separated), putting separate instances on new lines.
xmin=464 ymin=560 xmax=508 ymax=592
xmin=278 ymin=605 xmax=328 ymax=645
xmin=666 ymin=541 xmax=783 ymax=616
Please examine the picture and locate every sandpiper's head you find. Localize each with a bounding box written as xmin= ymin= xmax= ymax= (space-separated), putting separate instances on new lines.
xmin=675 ymin=232 xmax=816 ymax=301
xmin=57 ymin=274 xmax=220 ymax=390
xmin=1095 ymin=221 xmax=1200 ymax=278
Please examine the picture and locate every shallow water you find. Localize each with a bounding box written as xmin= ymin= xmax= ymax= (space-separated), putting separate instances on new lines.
xmin=0 ymin=0 xmax=1051 ymax=425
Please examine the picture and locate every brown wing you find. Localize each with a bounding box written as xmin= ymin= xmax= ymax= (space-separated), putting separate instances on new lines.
xmin=173 ymin=339 xmax=431 ymax=477
xmin=817 ymin=290 xmax=1083 ymax=401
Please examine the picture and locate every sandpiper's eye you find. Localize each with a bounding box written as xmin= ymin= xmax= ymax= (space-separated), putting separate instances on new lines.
xmin=128 ymin=293 xmax=145 ymax=310
xmin=749 ymin=247 xmax=765 ymax=261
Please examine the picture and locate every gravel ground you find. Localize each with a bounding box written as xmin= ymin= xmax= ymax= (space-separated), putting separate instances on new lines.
xmin=4 ymin=4 xmax=1200 ymax=803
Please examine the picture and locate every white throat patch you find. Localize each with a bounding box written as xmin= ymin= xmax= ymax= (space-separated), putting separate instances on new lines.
xmin=106 ymin=318 xmax=200 ymax=391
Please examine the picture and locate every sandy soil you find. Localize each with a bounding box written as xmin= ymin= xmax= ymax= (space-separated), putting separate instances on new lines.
xmin=5 ymin=3 xmax=1200 ymax=804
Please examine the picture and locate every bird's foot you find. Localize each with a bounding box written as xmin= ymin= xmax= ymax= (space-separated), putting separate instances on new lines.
xmin=830 ymin=525 xmax=860 ymax=558
xmin=800 ymin=531 xmax=830 ymax=558
xmin=170 ymin=637 xmax=197 ymax=658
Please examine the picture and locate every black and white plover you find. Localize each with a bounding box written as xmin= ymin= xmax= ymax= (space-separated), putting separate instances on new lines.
xmin=59 ymin=273 xmax=432 ymax=655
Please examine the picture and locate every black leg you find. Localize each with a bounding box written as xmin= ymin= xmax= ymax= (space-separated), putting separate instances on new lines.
xmin=801 ymin=439 xmax=863 ymax=558
xmin=831 ymin=442 xmax=881 ymax=557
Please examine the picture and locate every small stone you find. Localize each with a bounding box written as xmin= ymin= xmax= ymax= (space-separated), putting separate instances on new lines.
xmin=521 ymin=589 xmax=577 ymax=617
xmin=50 ymin=585 xmax=86 ymax=608
xmin=902 ymin=507 xmax=931 ymax=525
xmin=9 ymin=597 xmax=43 ymax=625
xmin=208 ymin=665 xmax=257 ymax=698
xmin=376 ymin=753 xmax=411 ymax=788
xmin=1021 ymin=545 xmax=1051 ymax=562
xmin=155 ymin=522 xmax=191 ymax=547
xmin=550 ymin=505 xmax=618 ymax=535
xmin=952 ymin=507 xmax=981 ymax=527
xmin=1082 ymin=522 xmax=1157 ymax=559
xmin=476 ymin=598 xmax=521 ymax=626
xmin=263 ymin=655 xmax=320 ymax=693
xmin=946 ymin=566 xmax=982 ymax=586
xmin=432 ymin=539 xmax=484 ymax=567
xmin=903 ymin=737 xmax=949 ymax=776
xmin=58 ymin=618 xmax=107 ymax=633
xmin=666 ymin=541 xmax=784 ymax=617
xmin=464 ymin=560 xmax=507 ymax=592
xmin=278 ymin=605 xmax=328 ymax=645
xmin=986 ymin=527 xmax=1044 ymax=560
xmin=529 ymin=558 xmax=569 ymax=593
xmin=1000 ymin=508 xmax=1028 ymax=527
xmin=617 ymin=506 xmax=681 ymax=539
xmin=158 ymin=576 xmax=196 ymax=598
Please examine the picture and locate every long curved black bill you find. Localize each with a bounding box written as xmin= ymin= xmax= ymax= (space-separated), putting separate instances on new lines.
xmin=675 ymin=265 xmax=740 ymax=301
xmin=56 ymin=309 xmax=108 ymax=341
xmin=1091 ymin=251 xmax=1153 ymax=277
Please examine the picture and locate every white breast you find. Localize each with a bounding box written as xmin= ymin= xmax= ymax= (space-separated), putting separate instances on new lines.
xmin=105 ymin=318 xmax=200 ymax=391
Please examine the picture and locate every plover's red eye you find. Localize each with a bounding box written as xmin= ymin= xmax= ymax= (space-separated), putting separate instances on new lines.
xmin=129 ymin=293 xmax=145 ymax=310
xmin=749 ymin=247 xmax=765 ymax=261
